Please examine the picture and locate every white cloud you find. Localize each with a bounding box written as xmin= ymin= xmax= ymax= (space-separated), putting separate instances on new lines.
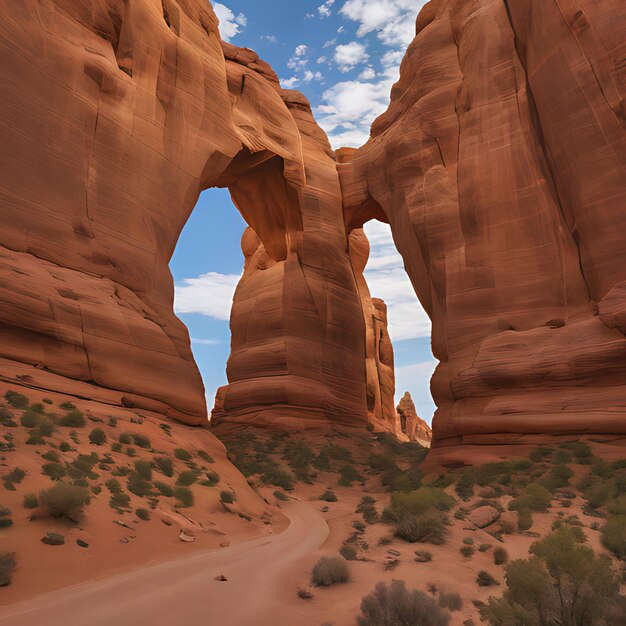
xmin=287 ymin=44 xmax=309 ymax=71
xmin=303 ymin=70 xmax=324 ymax=82
xmin=323 ymin=38 xmax=337 ymax=48
xmin=363 ymin=221 xmax=431 ymax=342
xmin=174 ymin=272 xmax=240 ymax=320
xmin=191 ymin=338 xmax=221 ymax=346
xmin=318 ymin=0 xmax=335 ymax=17
xmin=212 ymin=3 xmax=247 ymax=41
xmin=340 ymin=0 xmax=425 ymax=47
xmin=262 ymin=34 xmax=278 ymax=44
xmin=281 ymin=76 xmax=299 ymax=88
xmin=317 ymin=56 xmax=327 ymax=64
xmin=359 ymin=66 xmax=376 ymax=80
xmin=334 ymin=41 xmax=369 ymax=72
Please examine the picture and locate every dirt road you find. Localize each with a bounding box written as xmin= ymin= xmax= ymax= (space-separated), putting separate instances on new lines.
xmin=0 ymin=501 xmax=329 ymax=626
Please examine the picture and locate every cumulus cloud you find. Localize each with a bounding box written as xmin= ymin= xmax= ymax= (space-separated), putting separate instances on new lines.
xmin=318 ymin=0 xmax=335 ymax=18
xmin=262 ymin=34 xmax=278 ymax=44
xmin=212 ymin=3 xmax=247 ymax=41
xmin=334 ymin=41 xmax=369 ymax=72
xmin=287 ymin=44 xmax=309 ymax=71
xmin=191 ymin=338 xmax=221 ymax=346
xmin=174 ymin=272 xmax=240 ymax=320
xmin=340 ymin=0 xmax=426 ymax=47
xmin=359 ymin=66 xmax=376 ymax=80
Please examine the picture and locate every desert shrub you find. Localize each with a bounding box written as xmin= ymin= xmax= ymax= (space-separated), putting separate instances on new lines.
xmin=338 ymin=464 xmax=363 ymax=487
xmin=601 ymin=515 xmax=626 ymax=559
xmin=353 ymin=519 xmax=366 ymax=532
xmin=88 ymin=428 xmax=107 ymax=445
xmin=201 ymin=470 xmax=220 ymax=487
xmin=39 ymin=483 xmax=89 ymax=520
xmin=261 ymin=464 xmax=295 ymax=491
xmin=126 ymin=471 xmax=152 ymax=497
xmin=493 ymin=547 xmax=508 ymax=565
xmin=390 ymin=487 xmax=455 ymax=516
xmin=312 ymin=451 xmax=331 ymax=471
xmin=529 ymin=446 xmax=553 ymax=462
xmin=483 ymin=526 xmax=625 ymax=625
xmin=517 ymin=509 xmax=533 ymax=531
xmin=311 ymin=556 xmax=349 ymax=587
xmin=477 ymin=570 xmax=498 ymax=587
xmin=0 ymin=407 xmax=17 ymax=427
xmin=564 ymin=441 xmax=594 ymax=463
xmin=42 ymin=450 xmax=60 ymax=463
xmin=133 ymin=459 xmax=152 ymax=481
xmin=22 ymin=493 xmax=38 ymax=509
xmin=59 ymin=441 xmax=72 ymax=452
xmin=455 ymin=471 xmax=475 ymax=500
xmin=110 ymin=442 xmax=122 ymax=452
xmin=478 ymin=543 xmax=491 ymax=552
xmin=20 ymin=410 xmax=40 ymax=428
xmin=106 ymin=478 xmax=122 ymax=493
xmin=118 ymin=432 xmax=132 ymax=445
xmin=42 ymin=462 xmax=66 ymax=481
xmin=340 ymin=545 xmax=357 ymax=560
xmin=5 ymin=391 xmax=28 ymax=408
xmin=283 ymin=440 xmax=315 ymax=479
xmin=154 ymin=456 xmax=174 ymax=477
xmin=462 ymin=537 xmax=474 ymax=545
xmin=177 ymin=471 xmax=198 ymax=486
xmin=3 ymin=468 xmax=25 ymax=484
xmin=220 ymin=490 xmax=235 ymax=504
xmin=109 ymin=491 xmax=130 ymax=510
xmin=439 ymin=592 xmax=462 ymax=612
xmin=174 ymin=487 xmax=193 ymax=507
xmin=0 ymin=552 xmax=16 ymax=587
xmin=135 ymin=508 xmax=150 ymax=521
xmin=131 ymin=433 xmax=151 ymax=449
xmin=174 ymin=448 xmax=192 ymax=461
xmin=58 ymin=410 xmax=86 ymax=427
xmin=91 ymin=485 xmax=101 ymax=495
xmin=59 ymin=401 xmax=75 ymax=410
xmin=323 ymin=444 xmax=353 ymax=462
xmin=197 ymin=450 xmax=214 ymax=463
xmin=393 ymin=512 xmax=448 ymax=545
xmin=274 ymin=490 xmax=289 ymax=501
xmin=460 ymin=545 xmax=474 ymax=557
xmin=540 ymin=464 xmax=573 ymax=491
xmin=0 ymin=506 xmax=12 ymax=528
xmin=357 ymin=580 xmax=450 ymax=626
xmin=509 ymin=483 xmax=552 ymax=513
xmin=154 ymin=481 xmax=174 ymax=497
xmin=125 ymin=447 xmax=137 ymax=457
xmin=320 ymin=489 xmax=338 ymax=502
xmin=68 ymin=453 xmax=99 ymax=480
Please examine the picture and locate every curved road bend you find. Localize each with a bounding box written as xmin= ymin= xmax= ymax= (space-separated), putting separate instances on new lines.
xmin=0 ymin=501 xmax=329 ymax=626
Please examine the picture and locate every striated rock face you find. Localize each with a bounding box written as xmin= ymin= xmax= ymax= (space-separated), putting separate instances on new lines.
xmin=396 ymin=392 xmax=432 ymax=447
xmin=0 ymin=0 xmax=367 ymax=429
xmin=340 ymin=0 xmax=626 ymax=446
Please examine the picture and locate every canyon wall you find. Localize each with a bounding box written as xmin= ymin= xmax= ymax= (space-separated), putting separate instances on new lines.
xmin=0 ymin=0 xmax=374 ymax=431
xmin=339 ymin=0 xmax=626 ymax=445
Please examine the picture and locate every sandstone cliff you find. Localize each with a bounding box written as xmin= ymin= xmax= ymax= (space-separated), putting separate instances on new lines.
xmin=339 ymin=0 xmax=626 ymax=446
xmin=396 ymin=392 xmax=432 ymax=447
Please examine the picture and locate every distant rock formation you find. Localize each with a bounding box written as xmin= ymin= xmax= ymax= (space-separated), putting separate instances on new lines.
xmin=396 ymin=393 xmax=432 ymax=447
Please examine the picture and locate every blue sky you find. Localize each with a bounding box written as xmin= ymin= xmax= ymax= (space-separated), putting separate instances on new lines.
xmin=170 ymin=0 xmax=437 ymax=422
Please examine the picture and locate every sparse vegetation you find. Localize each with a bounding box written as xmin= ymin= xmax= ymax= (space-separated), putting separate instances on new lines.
xmin=438 ymin=591 xmax=462 ymax=612
xmin=340 ymin=545 xmax=357 ymax=560
xmin=476 ymin=570 xmax=498 ymax=587
xmin=0 ymin=552 xmax=17 ymax=586
xmin=135 ymin=508 xmax=150 ymax=521
xmin=174 ymin=448 xmax=192 ymax=461
xmin=220 ymin=490 xmax=235 ymax=504
xmin=22 ymin=493 xmax=38 ymax=509
xmin=319 ymin=489 xmax=338 ymax=502
xmin=176 ymin=471 xmax=198 ymax=486
xmin=88 ymin=427 xmax=107 ymax=445
xmin=311 ymin=556 xmax=349 ymax=586
xmin=174 ymin=487 xmax=193 ymax=507
xmin=357 ymin=580 xmax=450 ymax=626
xmin=493 ymin=547 xmax=508 ymax=565
xmin=39 ymin=483 xmax=89 ymax=520
xmin=154 ymin=481 xmax=175 ymax=497
xmin=154 ymin=456 xmax=174 ymax=477
xmin=58 ymin=410 xmax=86 ymax=428
xmin=393 ymin=512 xmax=448 ymax=545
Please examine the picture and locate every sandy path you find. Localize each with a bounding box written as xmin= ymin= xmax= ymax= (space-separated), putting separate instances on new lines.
xmin=0 ymin=501 xmax=328 ymax=626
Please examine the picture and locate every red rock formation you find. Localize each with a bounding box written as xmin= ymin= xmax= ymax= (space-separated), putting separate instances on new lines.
xmin=396 ymin=392 xmax=432 ymax=447
xmin=339 ymin=0 xmax=626 ymax=447
xmin=0 ymin=0 xmax=367 ymax=429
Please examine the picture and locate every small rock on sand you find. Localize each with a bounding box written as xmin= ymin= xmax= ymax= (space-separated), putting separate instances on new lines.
xmin=41 ymin=532 xmax=64 ymax=546
xmin=467 ymin=506 xmax=500 ymax=529
xmin=214 ymin=575 xmax=227 ymax=582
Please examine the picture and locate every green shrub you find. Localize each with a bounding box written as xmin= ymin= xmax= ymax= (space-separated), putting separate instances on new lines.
xmin=154 ymin=456 xmax=174 ymax=477
xmin=390 ymin=487 xmax=455 ymax=516
xmin=88 ymin=428 xmax=107 ymax=445
xmin=126 ymin=471 xmax=152 ymax=497
xmin=476 ymin=570 xmax=498 ymax=587
xmin=39 ymin=483 xmax=89 ymax=520
xmin=174 ymin=448 xmax=192 ymax=461
xmin=460 ymin=545 xmax=474 ymax=557
xmin=274 ymin=490 xmax=289 ymax=501
xmin=261 ymin=464 xmax=296 ymax=491
xmin=541 ymin=464 xmax=573 ymax=490
xmin=201 ymin=470 xmax=220 ymax=486
xmin=58 ymin=410 xmax=86 ymax=427
xmin=134 ymin=459 xmax=153 ymax=481
xmin=42 ymin=462 xmax=66 ymax=481
xmin=493 ymin=547 xmax=508 ymax=565
xmin=517 ymin=509 xmax=533 ymax=531
xmin=455 ymin=471 xmax=475 ymax=500
xmin=174 ymin=487 xmax=193 ymax=507
xmin=220 ymin=490 xmax=236 ymax=504
xmin=106 ymin=478 xmax=122 ymax=493
xmin=135 ymin=508 xmax=150 ymax=521
xmin=0 ymin=506 xmax=12 ymax=528
xmin=42 ymin=450 xmax=60 ymax=463
xmin=22 ymin=493 xmax=38 ymax=509
xmin=118 ymin=433 xmax=132 ymax=445
xmin=320 ymin=489 xmax=338 ymax=502
xmin=509 ymin=483 xmax=552 ymax=512
xmin=59 ymin=401 xmax=75 ymax=410
xmin=393 ymin=512 xmax=448 ymax=545
xmin=131 ymin=433 xmax=151 ymax=450
xmin=439 ymin=591 xmax=462 ymax=612
xmin=3 ymin=468 xmax=25 ymax=484
xmin=0 ymin=552 xmax=17 ymax=587
xmin=154 ymin=481 xmax=174 ymax=497
xmin=176 ymin=471 xmax=198 ymax=486
xmin=0 ymin=407 xmax=17 ymax=427
xmin=109 ymin=492 xmax=130 ymax=511
xmin=357 ymin=580 xmax=449 ymax=626
xmin=311 ymin=556 xmax=348 ymax=586
xmin=20 ymin=410 xmax=40 ymax=428
xmin=5 ymin=391 xmax=28 ymax=408
xmin=338 ymin=464 xmax=363 ymax=487
xmin=197 ymin=450 xmax=214 ymax=463
xmin=111 ymin=442 xmax=122 ymax=452
xmin=462 ymin=537 xmax=474 ymax=545
xmin=340 ymin=545 xmax=357 ymax=560
xmin=601 ymin=515 xmax=626 ymax=559
xmin=59 ymin=441 xmax=72 ymax=452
